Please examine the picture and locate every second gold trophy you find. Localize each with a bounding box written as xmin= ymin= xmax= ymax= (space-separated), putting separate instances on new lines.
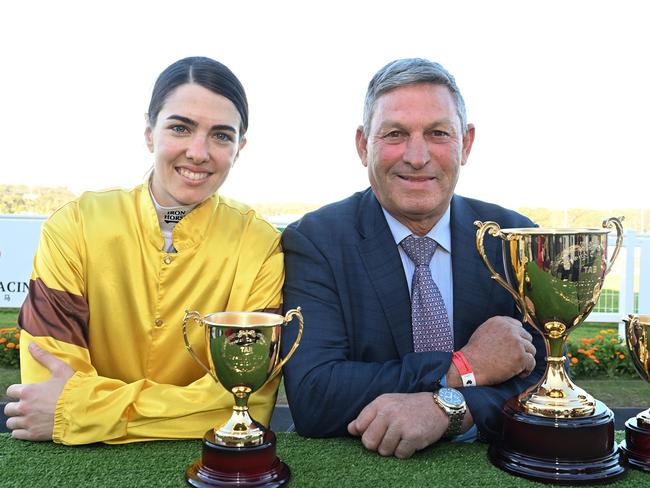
xmin=475 ymin=218 xmax=625 ymax=484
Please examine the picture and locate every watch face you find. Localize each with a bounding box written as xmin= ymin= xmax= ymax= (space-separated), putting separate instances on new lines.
xmin=439 ymin=387 xmax=464 ymax=407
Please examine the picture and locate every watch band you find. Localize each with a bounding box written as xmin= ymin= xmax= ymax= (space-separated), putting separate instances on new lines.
xmin=444 ymin=406 xmax=464 ymax=437
xmin=452 ymin=351 xmax=476 ymax=387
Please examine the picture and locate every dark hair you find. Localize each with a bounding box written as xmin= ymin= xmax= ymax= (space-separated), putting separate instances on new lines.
xmin=363 ymin=58 xmax=468 ymax=137
xmin=147 ymin=57 xmax=248 ymax=137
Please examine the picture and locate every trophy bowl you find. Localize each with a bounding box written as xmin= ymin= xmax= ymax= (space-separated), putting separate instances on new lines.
xmin=620 ymin=314 xmax=650 ymax=471
xmin=182 ymin=308 xmax=303 ymax=487
xmin=475 ymin=217 xmax=625 ymax=484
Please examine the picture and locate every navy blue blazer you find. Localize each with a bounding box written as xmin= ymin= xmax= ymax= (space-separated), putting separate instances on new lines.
xmin=281 ymin=188 xmax=545 ymax=441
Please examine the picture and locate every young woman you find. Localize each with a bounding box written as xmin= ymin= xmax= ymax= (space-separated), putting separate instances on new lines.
xmin=4 ymin=57 xmax=284 ymax=445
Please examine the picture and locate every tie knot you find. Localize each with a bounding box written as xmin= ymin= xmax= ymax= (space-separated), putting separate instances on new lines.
xmin=400 ymin=235 xmax=437 ymax=266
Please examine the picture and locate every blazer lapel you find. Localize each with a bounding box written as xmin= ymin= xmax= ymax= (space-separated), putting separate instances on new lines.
xmin=451 ymin=195 xmax=500 ymax=349
xmin=356 ymin=190 xmax=413 ymax=357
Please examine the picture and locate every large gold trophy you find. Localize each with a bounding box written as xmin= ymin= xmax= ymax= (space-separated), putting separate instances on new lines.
xmin=620 ymin=314 xmax=650 ymax=471
xmin=182 ymin=309 xmax=303 ymax=487
xmin=475 ymin=218 xmax=625 ymax=484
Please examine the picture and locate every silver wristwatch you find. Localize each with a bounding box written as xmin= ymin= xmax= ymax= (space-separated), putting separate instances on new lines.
xmin=432 ymin=387 xmax=466 ymax=437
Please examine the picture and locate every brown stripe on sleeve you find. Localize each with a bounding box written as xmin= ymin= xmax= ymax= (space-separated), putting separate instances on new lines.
xmin=18 ymin=278 xmax=90 ymax=348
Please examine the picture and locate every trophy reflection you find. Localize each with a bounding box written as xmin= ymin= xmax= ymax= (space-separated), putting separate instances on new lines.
xmin=621 ymin=314 xmax=650 ymax=471
xmin=475 ymin=217 xmax=625 ymax=484
xmin=182 ymin=308 xmax=303 ymax=487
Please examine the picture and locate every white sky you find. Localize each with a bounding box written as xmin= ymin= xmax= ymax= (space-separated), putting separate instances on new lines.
xmin=2 ymin=0 xmax=648 ymax=210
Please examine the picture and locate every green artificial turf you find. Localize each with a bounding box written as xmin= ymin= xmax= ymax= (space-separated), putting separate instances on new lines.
xmin=0 ymin=433 xmax=647 ymax=487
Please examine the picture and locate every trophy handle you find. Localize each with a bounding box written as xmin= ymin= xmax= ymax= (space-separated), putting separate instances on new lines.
xmin=602 ymin=216 xmax=624 ymax=276
xmin=182 ymin=310 xmax=219 ymax=384
xmin=270 ymin=307 xmax=304 ymax=379
xmin=474 ymin=221 xmax=526 ymax=317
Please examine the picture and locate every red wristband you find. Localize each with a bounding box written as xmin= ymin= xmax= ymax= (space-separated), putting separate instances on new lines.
xmin=452 ymin=351 xmax=476 ymax=387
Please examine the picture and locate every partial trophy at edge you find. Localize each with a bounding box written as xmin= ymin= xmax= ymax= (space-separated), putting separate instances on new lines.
xmin=621 ymin=314 xmax=650 ymax=471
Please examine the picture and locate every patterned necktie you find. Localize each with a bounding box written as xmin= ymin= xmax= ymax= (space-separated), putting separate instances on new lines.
xmin=400 ymin=235 xmax=453 ymax=353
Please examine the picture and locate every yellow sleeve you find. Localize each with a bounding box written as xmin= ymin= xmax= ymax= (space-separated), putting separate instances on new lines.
xmin=21 ymin=330 xmax=280 ymax=445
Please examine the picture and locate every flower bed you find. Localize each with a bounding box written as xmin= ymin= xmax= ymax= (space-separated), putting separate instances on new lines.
xmin=0 ymin=327 xmax=20 ymax=368
xmin=567 ymin=328 xmax=637 ymax=379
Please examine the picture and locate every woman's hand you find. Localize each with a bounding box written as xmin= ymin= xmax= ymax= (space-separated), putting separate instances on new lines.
xmin=4 ymin=343 xmax=74 ymax=441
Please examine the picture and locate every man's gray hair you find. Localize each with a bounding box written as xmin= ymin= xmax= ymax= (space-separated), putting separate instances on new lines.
xmin=362 ymin=58 xmax=468 ymax=137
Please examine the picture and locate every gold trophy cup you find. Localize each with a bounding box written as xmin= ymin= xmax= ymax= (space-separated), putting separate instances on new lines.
xmin=620 ymin=314 xmax=650 ymax=471
xmin=182 ymin=308 xmax=303 ymax=488
xmin=475 ymin=218 xmax=625 ymax=484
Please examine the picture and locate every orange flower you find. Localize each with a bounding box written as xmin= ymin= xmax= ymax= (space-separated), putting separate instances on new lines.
xmin=6 ymin=342 xmax=15 ymax=349
xmin=571 ymin=357 xmax=578 ymax=364
xmin=619 ymin=354 xmax=625 ymax=360
xmin=595 ymin=335 xmax=603 ymax=341
xmin=0 ymin=338 xmax=6 ymax=344
xmin=14 ymin=333 xmax=20 ymax=340
xmin=567 ymin=353 xmax=572 ymax=358
xmin=15 ymin=344 xmax=20 ymax=349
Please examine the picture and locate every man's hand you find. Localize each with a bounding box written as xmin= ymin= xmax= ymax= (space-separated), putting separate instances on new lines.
xmin=4 ymin=343 xmax=74 ymax=441
xmin=347 ymin=392 xmax=449 ymax=459
xmin=453 ymin=316 xmax=536 ymax=387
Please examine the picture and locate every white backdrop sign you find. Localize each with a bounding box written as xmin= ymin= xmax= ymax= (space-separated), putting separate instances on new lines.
xmin=0 ymin=215 xmax=45 ymax=308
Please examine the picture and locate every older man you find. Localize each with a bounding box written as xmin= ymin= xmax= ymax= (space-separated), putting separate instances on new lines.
xmin=281 ymin=58 xmax=545 ymax=459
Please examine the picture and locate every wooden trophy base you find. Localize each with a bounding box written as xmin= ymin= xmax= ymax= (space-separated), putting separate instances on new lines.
xmin=489 ymin=398 xmax=625 ymax=485
xmin=185 ymin=429 xmax=290 ymax=487
xmin=620 ymin=416 xmax=650 ymax=472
